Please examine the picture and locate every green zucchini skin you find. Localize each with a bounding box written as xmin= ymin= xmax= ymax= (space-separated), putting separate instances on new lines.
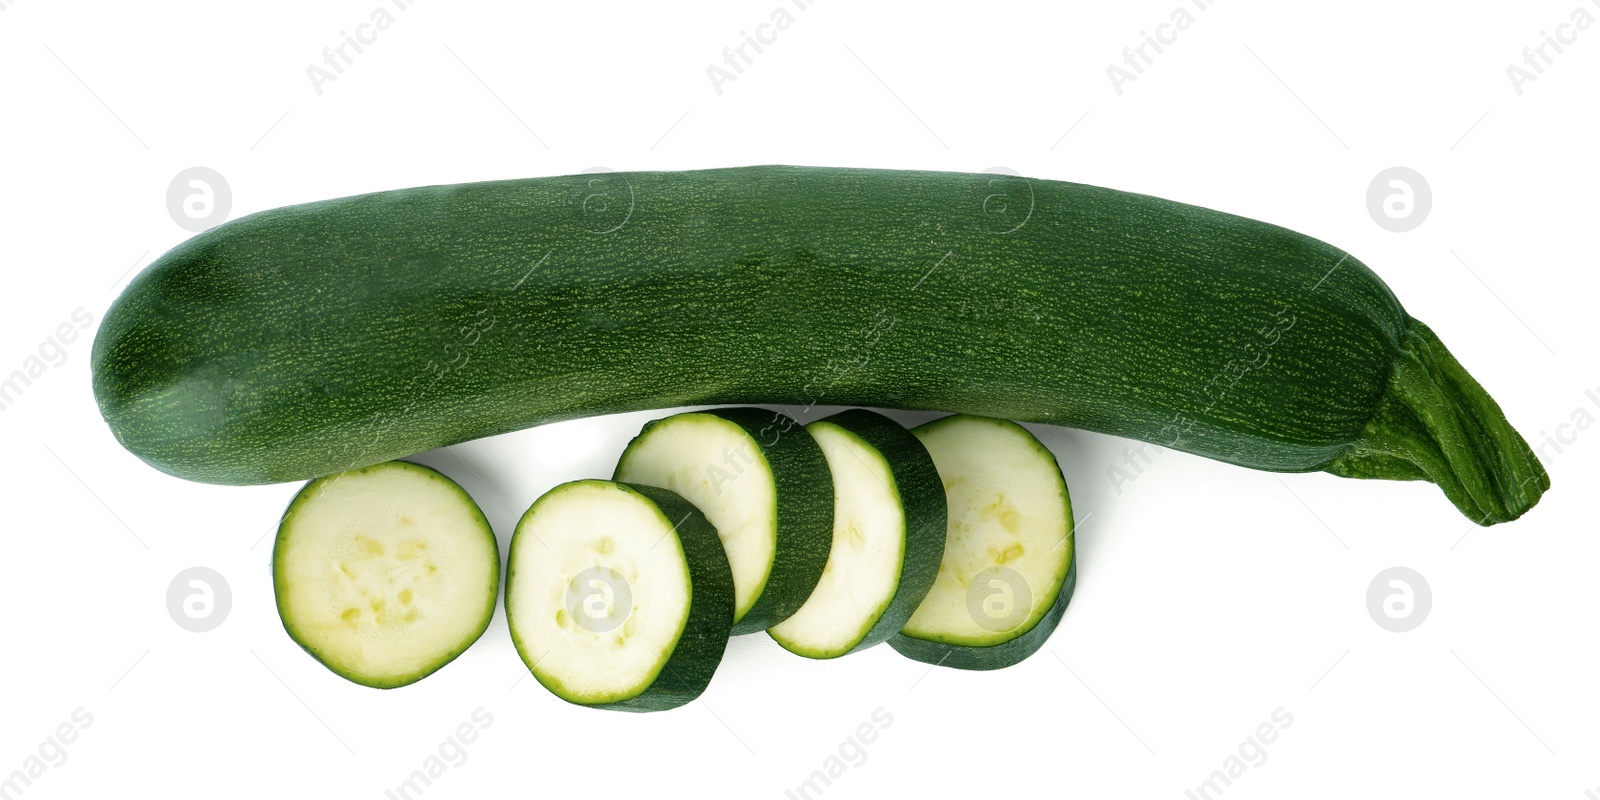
xmin=91 ymin=166 xmax=1546 ymax=523
xmin=889 ymin=557 xmax=1077 ymax=672
xmin=505 ymin=481 xmax=735 ymax=712
xmin=804 ymin=408 xmax=947 ymax=656
xmin=888 ymin=414 xmax=1077 ymax=671
xmin=615 ymin=407 xmax=833 ymax=636
xmin=612 ymin=484 xmax=735 ymax=710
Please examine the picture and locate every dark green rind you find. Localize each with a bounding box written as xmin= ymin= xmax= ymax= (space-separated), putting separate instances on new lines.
xmin=507 ymin=482 xmax=734 ymax=713
xmin=619 ymin=407 xmax=833 ymax=636
xmin=92 ymin=166 xmax=1545 ymax=523
xmin=888 ymin=554 xmax=1076 ymax=672
xmin=774 ymin=408 xmax=947 ymax=659
xmin=272 ymin=460 xmax=500 ymax=690
xmin=611 ymin=484 xmax=736 ymax=711
xmin=888 ymin=414 xmax=1075 ymax=670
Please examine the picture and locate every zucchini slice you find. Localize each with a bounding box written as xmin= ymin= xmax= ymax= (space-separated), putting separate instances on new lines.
xmin=890 ymin=415 xmax=1076 ymax=671
xmin=505 ymin=480 xmax=734 ymax=712
xmin=613 ymin=408 xmax=832 ymax=635
xmin=272 ymin=461 xmax=500 ymax=689
xmin=769 ymin=409 xmax=947 ymax=659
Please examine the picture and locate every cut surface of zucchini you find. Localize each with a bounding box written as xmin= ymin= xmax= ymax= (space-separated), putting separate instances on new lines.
xmin=614 ymin=408 xmax=831 ymax=635
xmin=769 ymin=409 xmax=946 ymax=658
xmin=506 ymin=480 xmax=734 ymax=711
xmin=273 ymin=461 xmax=500 ymax=689
xmin=891 ymin=415 xmax=1075 ymax=670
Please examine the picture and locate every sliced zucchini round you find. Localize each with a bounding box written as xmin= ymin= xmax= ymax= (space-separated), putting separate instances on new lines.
xmin=272 ymin=461 xmax=500 ymax=689
xmin=505 ymin=480 xmax=734 ymax=711
xmin=613 ymin=408 xmax=832 ymax=635
xmin=889 ymin=415 xmax=1076 ymax=671
xmin=769 ymin=409 xmax=947 ymax=658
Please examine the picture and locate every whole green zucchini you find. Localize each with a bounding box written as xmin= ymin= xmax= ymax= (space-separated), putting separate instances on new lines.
xmin=91 ymin=166 xmax=1547 ymax=524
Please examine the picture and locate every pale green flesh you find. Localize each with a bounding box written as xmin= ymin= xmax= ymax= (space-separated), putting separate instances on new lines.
xmin=506 ymin=481 xmax=692 ymax=704
xmin=274 ymin=462 xmax=498 ymax=687
xmin=901 ymin=416 xmax=1072 ymax=648
xmin=613 ymin=415 xmax=776 ymax=625
xmin=769 ymin=421 xmax=905 ymax=658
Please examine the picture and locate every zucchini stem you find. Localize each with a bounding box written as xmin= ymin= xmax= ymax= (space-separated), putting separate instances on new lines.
xmin=1327 ymin=319 xmax=1549 ymax=525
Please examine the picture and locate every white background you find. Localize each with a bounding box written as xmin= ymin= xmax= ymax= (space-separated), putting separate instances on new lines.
xmin=1 ymin=1 xmax=1596 ymax=798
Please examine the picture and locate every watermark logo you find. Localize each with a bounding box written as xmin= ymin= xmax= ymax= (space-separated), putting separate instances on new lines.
xmin=575 ymin=167 xmax=635 ymax=235
xmin=566 ymin=567 xmax=631 ymax=633
xmin=166 ymin=167 xmax=231 ymax=232
xmin=978 ymin=167 xmax=1034 ymax=235
xmin=1506 ymin=2 xmax=1598 ymax=95
xmin=707 ymin=440 xmax=758 ymax=497
xmin=166 ymin=567 xmax=231 ymax=633
xmin=1366 ymin=167 xmax=1430 ymax=233
xmin=1 ymin=707 xmax=93 ymax=799
xmin=1530 ymin=382 xmax=1600 ymax=465
xmin=1157 ymin=306 xmax=1295 ymax=447
xmin=1107 ymin=441 xmax=1165 ymax=496
xmin=1106 ymin=0 xmax=1219 ymax=95
xmin=0 ymin=307 xmax=93 ymax=414
xmin=965 ymin=566 xmax=1032 ymax=632
xmin=1183 ymin=707 xmax=1293 ymax=799
xmin=1366 ymin=567 xmax=1431 ymax=633
xmin=347 ymin=309 xmax=494 ymax=472
xmin=383 ymin=707 xmax=492 ymax=800
xmin=306 ymin=0 xmax=421 ymax=95
xmin=783 ymin=706 xmax=893 ymax=800
xmin=756 ymin=309 xmax=896 ymax=447
xmin=705 ymin=0 xmax=818 ymax=96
